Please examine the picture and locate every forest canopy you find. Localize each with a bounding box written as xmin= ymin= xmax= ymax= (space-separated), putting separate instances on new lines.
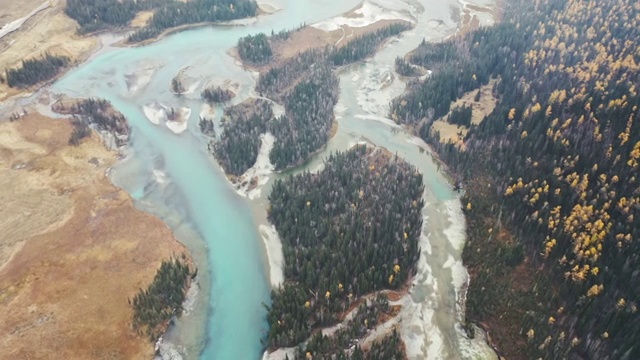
xmin=265 ymin=145 xmax=424 ymax=348
xmin=394 ymin=0 xmax=640 ymax=358
xmin=211 ymin=99 xmax=273 ymax=176
xmin=130 ymin=256 xmax=193 ymax=341
xmin=127 ymin=0 xmax=258 ymax=43
xmin=237 ymin=33 xmax=273 ymax=65
xmin=65 ymin=0 xmax=258 ymax=37
xmin=52 ymin=98 xmax=130 ymax=147
xmin=4 ymin=53 xmax=69 ymax=88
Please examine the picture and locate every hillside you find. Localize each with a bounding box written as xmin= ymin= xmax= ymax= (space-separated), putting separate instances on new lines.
xmin=393 ymin=0 xmax=640 ymax=358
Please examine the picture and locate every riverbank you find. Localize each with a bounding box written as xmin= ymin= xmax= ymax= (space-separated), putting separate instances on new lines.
xmin=114 ymin=1 xmax=281 ymax=48
xmin=227 ymin=15 xmax=413 ymax=72
xmin=0 ymin=112 xmax=192 ymax=359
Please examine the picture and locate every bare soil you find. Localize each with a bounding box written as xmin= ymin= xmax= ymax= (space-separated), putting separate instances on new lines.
xmin=0 ymin=113 xmax=189 ymax=359
xmin=130 ymin=10 xmax=154 ymax=28
xmin=430 ymin=79 xmax=498 ymax=145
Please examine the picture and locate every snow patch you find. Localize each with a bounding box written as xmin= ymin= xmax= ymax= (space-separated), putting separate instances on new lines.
xmin=354 ymin=114 xmax=401 ymax=128
xmin=311 ymin=0 xmax=414 ymax=32
xmin=443 ymin=199 xmax=466 ymax=251
xmin=142 ymin=102 xmax=191 ymax=134
xmin=235 ymin=132 xmax=275 ymax=199
xmin=154 ymin=338 xmax=184 ymax=360
xmin=259 ymin=224 xmax=284 ymax=288
xmin=262 ymin=347 xmax=295 ymax=360
xmin=166 ymin=107 xmax=191 ymax=134
xmin=153 ymin=169 xmax=167 ymax=184
xmin=143 ymin=103 xmax=165 ymax=125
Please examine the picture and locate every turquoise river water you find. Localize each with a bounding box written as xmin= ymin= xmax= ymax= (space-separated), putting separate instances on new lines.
xmin=49 ymin=0 xmax=499 ymax=359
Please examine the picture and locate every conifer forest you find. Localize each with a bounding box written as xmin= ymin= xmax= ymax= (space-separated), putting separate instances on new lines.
xmin=130 ymin=256 xmax=193 ymax=341
xmin=7 ymin=0 xmax=640 ymax=358
xmin=392 ymin=0 xmax=640 ymax=358
xmin=64 ymin=0 xmax=258 ymax=40
xmin=4 ymin=54 xmax=70 ymax=88
xmin=265 ymin=146 xmax=423 ymax=348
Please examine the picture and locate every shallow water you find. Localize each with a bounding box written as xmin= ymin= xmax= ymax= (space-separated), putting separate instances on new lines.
xmin=51 ymin=0 xmax=497 ymax=359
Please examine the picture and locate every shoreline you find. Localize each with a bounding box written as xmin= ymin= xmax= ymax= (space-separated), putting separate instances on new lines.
xmin=113 ymin=2 xmax=280 ymax=48
xmin=228 ymin=18 xmax=414 ymax=73
xmin=264 ymin=274 xmax=415 ymax=357
xmin=0 ymin=112 xmax=195 ymax=359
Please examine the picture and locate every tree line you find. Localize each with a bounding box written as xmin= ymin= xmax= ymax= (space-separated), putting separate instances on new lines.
xmin=65 ymin=0 xmax=171 ymax=34
xmin=130 ymin=255 xmax=193 ymax=341
xmin=394 ymin=0 xmax=640 ymax=358
xmin=201 ymin=86 xmax=235 ymax=103
xmin=267 ymin=63 xmax=339 ymax=170
xmin=52 ymin=98 xmax=130 ymax=147
xmin=4 ymin=53 xmax=69 ymax=88
xmin=201 ymin=24 xmax=413 ymax=185
xmin=237 ymin=33 xmax=273 ymax=65
xmin=127 ymin=0 xmax=258 ymax=43
xmin=447 ymin=105 xmax=472 ymax=127
xmin=328 ymin=23 xmax=410 ymax=66
xmin=210 ymin=99 xmax=273 ymax=176
xmin=265 ymin=145 xmax=424 ymax=348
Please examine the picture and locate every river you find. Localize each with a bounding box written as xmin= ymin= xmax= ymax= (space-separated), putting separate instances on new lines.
xmin=50 ymin=0 xmax=498 ymax=359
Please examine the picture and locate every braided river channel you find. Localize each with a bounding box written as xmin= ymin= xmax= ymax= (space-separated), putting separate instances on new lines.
xmin=50 ymin=0 xmax=499 ymax=359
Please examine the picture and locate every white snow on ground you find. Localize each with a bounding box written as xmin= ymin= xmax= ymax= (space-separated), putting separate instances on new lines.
xmin=143 ymin=103 xmax=165 ymax=125
xmin=199 ymin=103 xmax=216 ymax=118
xmin=183 ymin=80 xmax=201 ymax=95
xmin=405 ymin=135 xmax=428 ymax=148
xmin=154 ymin=338 xmax=184 ymax=360
xmin=443 ymin=255 xmax=468 ymax=303
xmin=181 ymin=280 xmax=200 ymax=315
xmin=257 ymin=0 xmax=283 ymax=14
xmin=443 ymin=199 xmax=466 ymax=251
xmin=235 ymin=132 xmax=275 ymax=199
xmin=153 ymin=169 xmax=168 ymax=184
xmin=259 ymin=224 xmax=284 ymax=288
xmin=311 ymin=0 xmax=414 ymax=32
xmin=124 ymin=61 xmax=164 ymax=95
xmin=395 ymin=211 xmax=445 ymax=360
xmin=360 ymin=312 xmax=402 ymax=349
xmin=262 ymin=348 xmax=295 ymax=360
xmin=142 ymin=102 xmax=190 ymax=133
xmin=127 ymin=64 xmax=158 ymax=95
xmin=0 ymin=1 xmax=50 ymax=40
xmin=166 ymin=107 xmax=191 ymax=134
xmin=354 ymin=114 xmax=401 ymax=128
xmin=356 ymin=65 xmax=401 ymax=116
xmin=270 ymin=101 xmax=285 ymax=118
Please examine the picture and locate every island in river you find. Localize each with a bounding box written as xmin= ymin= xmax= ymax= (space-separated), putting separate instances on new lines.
xmin=265 ymin=145 xmax=423 ymax=359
